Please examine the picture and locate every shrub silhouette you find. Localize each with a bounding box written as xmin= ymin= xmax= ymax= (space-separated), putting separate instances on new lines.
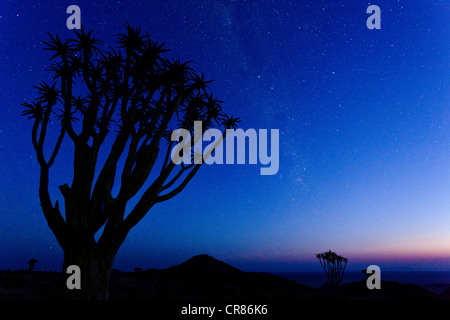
xmin=21 ymin=24 xmax=238 ymax=299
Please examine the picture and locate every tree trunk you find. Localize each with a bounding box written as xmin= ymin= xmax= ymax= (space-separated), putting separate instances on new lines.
xmin=56 ymin=242 xmax=116 ymax=300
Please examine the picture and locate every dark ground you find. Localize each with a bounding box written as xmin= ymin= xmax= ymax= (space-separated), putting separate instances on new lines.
xmin=0 ymin=254 xmax=449 ymax=300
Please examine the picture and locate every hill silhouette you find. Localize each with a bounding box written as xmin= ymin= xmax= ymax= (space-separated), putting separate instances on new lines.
xmin=338 ymin=280 xmax=440 ymax=300
xmin=0 ymin=254 xmax=448 ymax=300
xmin=164 ymin=254 xmax=243 ymax=276
xmin=109 ymin=254 xmax=318 ymax=300
xmin=439 ymin=286 xmax=450 ymax=300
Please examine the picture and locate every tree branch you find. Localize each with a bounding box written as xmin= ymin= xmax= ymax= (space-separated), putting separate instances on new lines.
xmin=37 ymin=102 xmax=53 ymax=150
xmin=47 ymin=126 xmax=65 ymax=168
xmin=89 ymin=130 xmax=130 ymax=221
xmin=160 ymin=163 xmax=195 ymax=192
xmin=39 ymin=167 xmax=67 ymax=248
xmin=155 ymin=163 xmax=201 ymax=203
xmin=31 ymin=119 xmax=47 ymax=167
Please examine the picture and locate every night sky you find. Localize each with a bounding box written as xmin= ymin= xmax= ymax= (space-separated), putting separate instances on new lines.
xmin=1 ymin=0 xmax=450 ymax=273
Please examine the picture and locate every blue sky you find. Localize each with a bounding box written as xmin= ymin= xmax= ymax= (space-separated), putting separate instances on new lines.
xmin=0 ymin=0 xmax=450 ymax=272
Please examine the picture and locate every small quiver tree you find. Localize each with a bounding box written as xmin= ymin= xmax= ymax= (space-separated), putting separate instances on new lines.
xmin=27 ymin=259 xmax=39 ymax=271
xmin=316 ymin=250 xmax=347 ymax=298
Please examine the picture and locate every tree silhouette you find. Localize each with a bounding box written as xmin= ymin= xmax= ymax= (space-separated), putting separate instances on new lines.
xmin=27 ymin=259 xmax=39 ymax=271
xmin=316 ymin=250 xmax=347 ymax=296
xmin=21 ymin=24 xmax=238 ymax=299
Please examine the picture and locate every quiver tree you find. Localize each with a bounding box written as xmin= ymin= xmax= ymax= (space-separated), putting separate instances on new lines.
xmin=316 ymin=250 xmax=348 ymax=295
xmin=21 ymin=24 xmax=239 ymax=299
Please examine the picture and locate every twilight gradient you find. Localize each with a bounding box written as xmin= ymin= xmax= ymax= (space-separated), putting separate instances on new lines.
xmin=0 ymin=0 xmax=450 ymax=272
